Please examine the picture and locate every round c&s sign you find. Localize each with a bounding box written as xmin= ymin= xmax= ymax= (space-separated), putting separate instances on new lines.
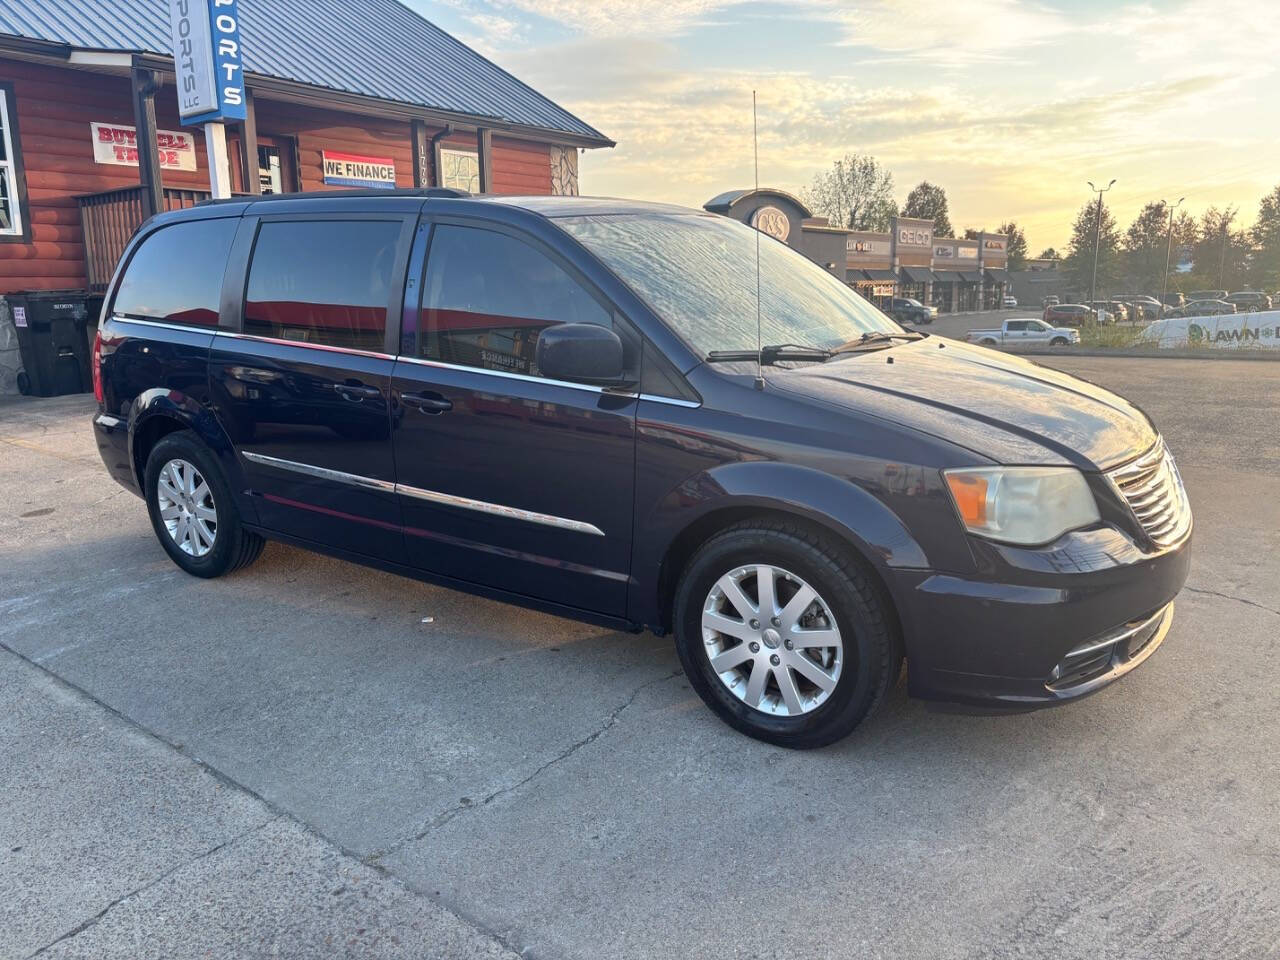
xmin=750 ymin=205 xmax=791 ymax=243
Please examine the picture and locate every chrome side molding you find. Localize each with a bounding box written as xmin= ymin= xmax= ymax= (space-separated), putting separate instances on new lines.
xmin=242 ymin=451 xmax=605 ymax=536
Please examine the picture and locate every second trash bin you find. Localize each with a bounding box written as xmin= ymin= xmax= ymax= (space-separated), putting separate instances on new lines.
xmin=1 ymin=291 xmax=96 ymax=396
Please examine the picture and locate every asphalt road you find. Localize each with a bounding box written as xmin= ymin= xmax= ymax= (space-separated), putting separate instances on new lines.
xmin=2 ymin=355 xmax=1278 ymax=959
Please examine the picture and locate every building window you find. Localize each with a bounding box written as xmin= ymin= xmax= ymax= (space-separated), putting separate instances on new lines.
xmin=0 ymin=83 xmax=29 ymax=241
xmin=438 ymin=148 xmax=479 ymax=192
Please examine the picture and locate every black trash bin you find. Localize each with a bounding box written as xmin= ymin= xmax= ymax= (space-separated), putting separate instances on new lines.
xmin=2 ymin=291 xmax=97 ymax=397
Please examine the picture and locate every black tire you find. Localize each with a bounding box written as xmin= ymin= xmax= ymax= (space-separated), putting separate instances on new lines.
xmin=1051 ymin=336 xmax=1068 ymax=346
xmin=144 ymin=430 xmax=265 ymax=578
xmin=673 ymin=518 xmax=902 ymax=749
xmin=980 ymin=338 xmax=998 ymax=347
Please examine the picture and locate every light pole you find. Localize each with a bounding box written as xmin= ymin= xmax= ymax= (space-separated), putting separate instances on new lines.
xmin=1087 ymin=179 xmax=1116 ymax=315
xmin=1161 ymin=196 xmax=1185 ymax=317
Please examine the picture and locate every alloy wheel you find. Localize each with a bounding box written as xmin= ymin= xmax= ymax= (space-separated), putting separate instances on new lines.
xmin=701 ymin=564 xmax=844 ymax=716
xmin=156 ymin=458 xmax=217 ymax=557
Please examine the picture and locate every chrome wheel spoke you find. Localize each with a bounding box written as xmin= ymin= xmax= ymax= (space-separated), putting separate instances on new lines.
xmin=716 ymin=574 xmax=756 ymax=621
xmin=775 ymin=664 xmax=805 ymax=714
xmin=754 ymin=565 xmax=778 ymax=619
xmin=778 ymin=584 xmax=816 ymax=631
xmin=708 ymin=644 xmax=754 ymax=675
xmin=790 ymin=653 xmax=838 ymax=693
xmin=702 ymin=611 xmax=757 ymax=644
xmin=193 ymin=501 xmax=217 ymax=522
xmin=743 ymin=661 xmax=768 ymax=708
xmin=790 ymin=628 xmax=840 ymax=649
xmin=160 ymin=503 xmax=182 ymax=521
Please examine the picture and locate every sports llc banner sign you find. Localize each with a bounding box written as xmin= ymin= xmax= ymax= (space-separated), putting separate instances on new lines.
xmin=322 ymin=151 xmax=396 ymax=189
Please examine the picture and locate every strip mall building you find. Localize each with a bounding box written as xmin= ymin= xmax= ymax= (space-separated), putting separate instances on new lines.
xmin=708 ymin=189 xmax=1010 ymax=313
xmin=0 ymin=0 xmax=611 ymax=296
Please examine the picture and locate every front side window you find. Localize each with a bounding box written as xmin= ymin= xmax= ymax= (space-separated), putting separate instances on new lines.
xmin=558 ymin=213 xmax=899 ymax=357
xmin=244 ymin=220 xmax=400 ymax=352
xmin=418 ymin=223 xmax=611 ymax=377
xmin=0 ymin=84 xmax=27 ymax=239
xmin=113 ymin=218 xmax=238 ymax=325
xmin=439 ymin=148 xmax=480 ymax=192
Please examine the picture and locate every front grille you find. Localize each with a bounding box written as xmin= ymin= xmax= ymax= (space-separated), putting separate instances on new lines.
xmin=1106 ymin=440 xmax=1191 ymax=548
xmin=1046 ymin=605 xmax=1171 ymax=691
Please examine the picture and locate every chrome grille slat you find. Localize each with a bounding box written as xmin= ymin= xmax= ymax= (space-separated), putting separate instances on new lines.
xmin=1106 ymin=439 xmax=1191 ymax=549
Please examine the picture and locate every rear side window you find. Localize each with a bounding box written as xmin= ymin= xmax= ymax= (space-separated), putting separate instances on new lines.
xmin=114 ymin=218 xmax=238 ymax=326
xmin=417 ymin=223 xmax=611 ymax=376
xmin=244 ymin=220 xmax=400 ymax=352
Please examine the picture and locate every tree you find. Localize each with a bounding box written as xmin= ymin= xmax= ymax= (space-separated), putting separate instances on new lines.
xmin=1250 ymin=185 xmax=1280 ymax=290
xmin=998 ymin=221 xmax=1028 ymax=270
xmin=1063 ymin=198 xmax=1122 ymax=295
xmin=1036 ymin=247 xmax=1060 ymax=260
xmin=800 ymin=154 xmax=897 ymax=232
xmin=962 ymin=227 xmax=981 ymax=240
xmin=1123 ymin=201 xmax=1172 ymax=292
xmin=1192 ymin=206 xmax=1250 ymax=290
xmin=902 ymin=181 xmax=954 ymax=237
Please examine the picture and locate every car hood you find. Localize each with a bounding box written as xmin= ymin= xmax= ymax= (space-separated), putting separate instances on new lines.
xmin=766 ymin=339 xmax=1156 ymax=469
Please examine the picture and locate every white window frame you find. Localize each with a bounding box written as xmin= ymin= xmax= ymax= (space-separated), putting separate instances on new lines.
xmin=437 ymin=147 xmax=480 ymax=193
xmin=0 ymin=85 xmax=25 ymax=239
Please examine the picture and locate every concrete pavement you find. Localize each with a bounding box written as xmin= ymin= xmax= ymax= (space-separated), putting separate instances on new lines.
xmin=2 ymin=356 xmax=1277 ymax=959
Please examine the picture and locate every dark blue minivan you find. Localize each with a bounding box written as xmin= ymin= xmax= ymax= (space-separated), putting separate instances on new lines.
xmin=92 ymin=190 xmax=1191 ymax=746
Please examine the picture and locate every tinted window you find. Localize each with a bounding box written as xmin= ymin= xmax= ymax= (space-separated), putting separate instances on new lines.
xmin=418 ymin=224 xmax=610 ymax=376
xmin=244 ymin=220 xmax=400 ymax=351
xmin=114 ymin=218 xmax=237 ymax=325
xmin=1007 ymin=321 xmax=1028 ymax=331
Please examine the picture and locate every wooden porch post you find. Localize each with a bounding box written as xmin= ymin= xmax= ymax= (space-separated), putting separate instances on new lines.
xmin=477 ymin=128 xmax=493 ymax=193
xmin=238 ymin=88 xmax=261 ymax=195
xmin=411 ymin=118 xmax=430 ymax=188
xmin=130 ymin=63 xmax=164 ymax=219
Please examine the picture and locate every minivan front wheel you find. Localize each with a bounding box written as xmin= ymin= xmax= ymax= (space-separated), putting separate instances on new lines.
xmin=144 ymin=430 xmax=264 ymax=578
xmin=673 ymin=519 xmax=901 ymax=748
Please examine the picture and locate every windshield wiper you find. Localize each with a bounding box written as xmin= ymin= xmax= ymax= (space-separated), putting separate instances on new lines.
xmin=705 ymin=343 xmax=833 ymax=364
xmin=831 ymin=331 xmax=925 ymax=353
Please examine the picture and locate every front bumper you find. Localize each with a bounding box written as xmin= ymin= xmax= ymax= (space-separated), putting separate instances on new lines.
xmin=892 ymin=525 xmax=1191 ymax=709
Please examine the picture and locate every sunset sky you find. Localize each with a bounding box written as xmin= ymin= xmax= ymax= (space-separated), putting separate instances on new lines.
xmin=414 ymin=0 xmax=1280 ymax=253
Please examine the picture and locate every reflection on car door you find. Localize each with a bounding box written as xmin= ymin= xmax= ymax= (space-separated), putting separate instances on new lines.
xmin=389 ymin=220 xmax=637 ymax=616
xmin=209 ymin=215 xmax=413 ymax=560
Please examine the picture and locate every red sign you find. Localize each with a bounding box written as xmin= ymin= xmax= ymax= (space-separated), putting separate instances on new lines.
xmin=89 ymin=122 xmax=197 ymax=171
xmin=321 ymin=150 xmax=396 ymax=189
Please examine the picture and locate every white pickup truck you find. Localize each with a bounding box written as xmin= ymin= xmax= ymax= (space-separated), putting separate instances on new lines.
xmin=966 ymin=318 xmax=1081 ymax=347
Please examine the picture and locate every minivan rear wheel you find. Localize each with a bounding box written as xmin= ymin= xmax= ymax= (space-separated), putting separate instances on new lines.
xmin=673 ymin=519 xmax=901 ymax=748
xmin=144 ymin=430 xmax=264 ymax=578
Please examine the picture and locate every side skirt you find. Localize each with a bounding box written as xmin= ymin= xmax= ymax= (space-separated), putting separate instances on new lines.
xmin=240 ymin=523 xmax=645 ymax=636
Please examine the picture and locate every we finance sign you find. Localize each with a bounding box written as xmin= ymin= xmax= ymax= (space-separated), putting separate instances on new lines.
xmin=322 ymin=151 xmax=396 ymax=189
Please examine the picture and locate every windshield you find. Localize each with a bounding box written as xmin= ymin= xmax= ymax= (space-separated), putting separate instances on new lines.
xmin=558 ymin=213 xmax=900 ymax=355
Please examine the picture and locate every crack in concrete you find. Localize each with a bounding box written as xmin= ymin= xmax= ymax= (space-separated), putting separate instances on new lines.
xmin=1 ymin=642 xmax=522 ymax=960
xmin=23 ymin=816 xmax=281 ymax=959
xmin=1183 ymin=585 xmax=1280 ymax=619
xmin=368 ymin=668 xmax=684 ymax=864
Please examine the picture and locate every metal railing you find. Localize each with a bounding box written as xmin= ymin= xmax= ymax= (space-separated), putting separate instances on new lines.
xmin=76 ymin=186 xmax=233 ymax=292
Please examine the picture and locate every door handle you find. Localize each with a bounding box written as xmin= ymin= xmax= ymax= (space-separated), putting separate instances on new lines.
xmin=333 ymin=383 xmax=381 ymax=402
xmin=401 ymin=391 xmax=453 ymax=414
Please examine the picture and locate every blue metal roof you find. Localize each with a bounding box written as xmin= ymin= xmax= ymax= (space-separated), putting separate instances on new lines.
xmin=0 ymin=0 xmax=611 ymax=145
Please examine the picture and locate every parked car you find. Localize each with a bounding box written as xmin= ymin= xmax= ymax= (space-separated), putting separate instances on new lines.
xmin=1158 ymin=292 xmax=1186 ymax=309
xmin=1188 ymin=290 xmax=1228 ymax=302
xmin=888 ymin=296 xmax=938 ymax=325
xmin=1043 ymin=303 xmax=1100 ymax=326
xmin=1120 ymin=295 xmax=1163 ymax=321
xmin=1225 ymin=291 xmax=1273 ymax=312
xmin=92 ymin=190 xmax=1192 ymax=748
xmin=1001 ymin=294 xmax=1018 ymax=308
xmin=966 ymin=318 xmax=1080 ymax=347
xmin=1166 ymin=299 xmax=1237 ymax=318
xmin=1041 ymin=295 xmax=1061 ymax=307
xmin=1088 ymin=300 xmax=1132 ymax=323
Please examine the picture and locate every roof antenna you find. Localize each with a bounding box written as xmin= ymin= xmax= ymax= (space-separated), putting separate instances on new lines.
xmin=752 ymin=90 xmax=765 ymax=391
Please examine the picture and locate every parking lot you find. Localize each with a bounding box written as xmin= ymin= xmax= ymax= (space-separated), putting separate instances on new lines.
xmin=3 ymin=354 xmax=1278 ymax=959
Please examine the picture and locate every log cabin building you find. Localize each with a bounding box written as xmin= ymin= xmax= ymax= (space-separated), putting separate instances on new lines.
xmin=0 ymin=0 xmax=612 ymax=296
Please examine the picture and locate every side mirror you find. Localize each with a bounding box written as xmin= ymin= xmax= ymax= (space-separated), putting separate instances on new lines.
xmin=535 ymin=323 xmax=629 ymax=385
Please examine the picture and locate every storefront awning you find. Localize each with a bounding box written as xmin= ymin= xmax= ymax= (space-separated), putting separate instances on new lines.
xmin=861 ymin=269 xmax=898 ymax=282
xmin=985 ymin=268 xmax=1010 ymax=282
xmin=899 ymin=266 xmax=936 ymax=284
xmin=958 ymin=271 xmax=984 ymax=283
xmin=932 ymin=270 xmax=965 ymax=283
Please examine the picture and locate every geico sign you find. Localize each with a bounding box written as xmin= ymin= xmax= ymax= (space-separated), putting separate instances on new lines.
xmin=899 ymin=228 xmax=931 ymax=246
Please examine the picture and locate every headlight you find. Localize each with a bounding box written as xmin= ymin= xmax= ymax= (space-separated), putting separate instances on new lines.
xmin=943 ymin=466 xmax=1100 ymax=545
